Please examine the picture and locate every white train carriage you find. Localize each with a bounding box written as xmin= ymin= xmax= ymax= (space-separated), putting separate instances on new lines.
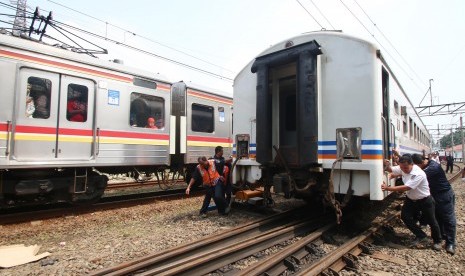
xmin=232 ymin=31 xmax=430 ymax=204
xmin=0 ymin=33 xmax=232 ymax=206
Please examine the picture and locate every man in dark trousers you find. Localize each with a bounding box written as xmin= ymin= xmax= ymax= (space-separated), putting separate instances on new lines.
xmin=412 ymin=154 xmax=456 ymax=255
xmin=382 ymin=154 xmax=442 ymax=251
xmin=212 ymin=146 xmax=232 ymax=207
xmin=445 ymin=153 xmax=454 ymax=174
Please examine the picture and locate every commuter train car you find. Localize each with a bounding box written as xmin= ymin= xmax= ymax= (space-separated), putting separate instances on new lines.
xmin=0 ymin=32 xmax=232 ymax=207
xmin=232 ymin=31 xmax=430 ymax=211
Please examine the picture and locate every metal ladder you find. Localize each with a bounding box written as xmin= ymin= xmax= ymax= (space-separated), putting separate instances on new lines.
xmin=74 ymin=168 xmax=88 ymax=193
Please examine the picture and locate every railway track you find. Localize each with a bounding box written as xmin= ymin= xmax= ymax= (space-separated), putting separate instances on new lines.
xmin=89 ymin=201 xmax=401 ymax=276
xmin=106 ymin=171 xmax=186 ymax=190
xmin=0 ymin=188 xmax=201 ymax=225
xmin=89 ymin=208 xmax=332 ymax=276
xmin=89 ymin=168 xmax=462 ymax=276
xmin=240 ymin=212 xmax=399 ymax=276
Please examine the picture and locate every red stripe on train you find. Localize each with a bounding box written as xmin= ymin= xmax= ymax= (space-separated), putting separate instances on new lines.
xmin=99 ymin=130 xmax=169 ymax=140
xmin=10 ymin=124 xmax=169 ymax=140
xmin=187 ymin=89 xmax=232 ymax=104
xmin=0 ymin=49 xmax=133 ymax=83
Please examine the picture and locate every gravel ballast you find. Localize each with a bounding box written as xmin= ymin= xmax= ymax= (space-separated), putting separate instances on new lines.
xmin=1 ymin=176 xmax=464 ymax=275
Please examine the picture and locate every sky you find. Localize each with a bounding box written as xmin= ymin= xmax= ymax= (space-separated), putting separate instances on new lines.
xmin=1 ymin=0 xmax=464 ymax=143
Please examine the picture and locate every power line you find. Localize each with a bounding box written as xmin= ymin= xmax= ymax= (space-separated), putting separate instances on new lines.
xmin=306 ymin=0 xmax=335 ymax=29
xmin=51 ymin=20 xmax=234 ymax=81
xmin=0 ymin=2 xmax=234 ymax=81
xmin=353 ymin=0 xmax=427 ymax=89
xmin=295 ymin=0 xmax=324 ymax=29
xmin=46 ymin=0 xmax=235 ymax=75
xmin=338 ymin=0 xmax=426 ymax=96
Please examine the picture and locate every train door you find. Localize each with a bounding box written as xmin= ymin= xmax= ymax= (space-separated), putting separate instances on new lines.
xmin=12 ymin=69 xmax=95 ymax=161
xmin=12 ymin=68 xmax=59 ymax=161
xmin=276 ymin=74 xmax=298 ymax=165
xmin=170 ymin=81 xmax=187 ymax=167
xmin=252 ymin=41 xmax=321 ymax=167
xmin=381 ymin=67 xmax=390 ymax=159
xmin=57 ymin=75 xmax=95 ymax=160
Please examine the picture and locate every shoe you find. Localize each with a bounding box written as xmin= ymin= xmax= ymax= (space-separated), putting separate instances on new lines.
xmin=432 ymin=243 xmax=442 ymax=251
xmin=199 ymin=213 xmax=207 ymax=218
xmin=446 ymin=244 xmax=455 ymax=255
xmin=410 ymin=237 xmax=427 ymax=248
xmin=224 ymin=205 xmax=231 ymax=215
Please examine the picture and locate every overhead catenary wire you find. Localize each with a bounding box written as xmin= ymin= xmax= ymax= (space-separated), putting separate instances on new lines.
xmin=51 ymin=20 xmax=234 ymax=81
xmin=46 ymin=0 xmax=236 ymax=75
xmin=306 ymin=0 xmax=335 ymax=29
xmin=338 ymin=0 xmax=427 ymax=96
xmin=353 ymin=0 xmax=426 ymax=89
xmin=0 ymin=1 xmax=234 ymax=81
xmin=295 ymin=0 xmax=324 ymax=29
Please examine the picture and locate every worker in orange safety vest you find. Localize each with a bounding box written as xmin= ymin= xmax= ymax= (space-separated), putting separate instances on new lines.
xmin=186 ymin=156 xmax=228 ymax=217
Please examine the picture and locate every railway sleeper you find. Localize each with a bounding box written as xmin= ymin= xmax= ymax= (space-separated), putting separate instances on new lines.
xmin=283 ymin=255 xmax=302 ymax=272
xmin=342 ymin=253 xmax=358 ymax=269
xmin=359 ymin=242 xmax=376 ymax=255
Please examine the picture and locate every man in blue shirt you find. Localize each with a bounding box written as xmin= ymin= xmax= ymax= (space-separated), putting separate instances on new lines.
xmin=412 ymin=154 xmax=456 ymax=255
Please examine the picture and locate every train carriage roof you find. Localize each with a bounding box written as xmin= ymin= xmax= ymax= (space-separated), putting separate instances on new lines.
xmin=234 ymin=30 xmax=430 ymax=139
xmin=0 ymin=32 xmax=172 ymax=84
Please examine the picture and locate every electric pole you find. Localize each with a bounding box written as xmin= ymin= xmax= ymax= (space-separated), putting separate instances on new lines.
xmin=461 ymin=115 xmax=464 ymax=164
xmin=10 ymin=0 xmax=27 ymax=36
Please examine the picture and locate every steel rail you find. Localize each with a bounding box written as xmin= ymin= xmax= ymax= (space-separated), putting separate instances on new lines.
xmin=149 ymin=219 xmax=326 ymax=276
xmin=236 ymin=223 xmax=335 ymax=275
xmin=0 ymin=188 xmax=195 ymax=225
xmin=90 ymin=209 xmax=324 ymax=276
xmin=296 ymin=212 xmax=399 ymax=275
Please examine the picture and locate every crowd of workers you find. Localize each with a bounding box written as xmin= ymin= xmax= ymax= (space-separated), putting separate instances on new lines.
xmin=184 ymin=146 xmax=461 ymax=256
xmin=382 ymin=149 xmax=460 ymax=255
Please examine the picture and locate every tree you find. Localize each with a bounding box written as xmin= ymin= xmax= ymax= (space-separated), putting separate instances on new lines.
xmin=439 ymin=129 xmax=465 ymax=148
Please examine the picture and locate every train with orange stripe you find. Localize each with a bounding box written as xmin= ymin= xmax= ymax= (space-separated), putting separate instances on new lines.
xmin=0 ymin=33 xmax=232 ymax=207
xmin=231 ymin=31 xmax=430 ymax=210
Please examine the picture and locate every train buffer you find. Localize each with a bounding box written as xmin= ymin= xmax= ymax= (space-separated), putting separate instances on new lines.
xmin=235 ymin=189 xmax=264 ymax=206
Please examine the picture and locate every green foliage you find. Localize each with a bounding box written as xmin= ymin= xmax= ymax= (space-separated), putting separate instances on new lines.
xmin=440 ymin=130 xmax=465 ymax=148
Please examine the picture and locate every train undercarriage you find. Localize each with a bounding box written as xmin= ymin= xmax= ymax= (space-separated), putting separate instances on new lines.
xmin=0 ymin=168 xmax=108 ymax=208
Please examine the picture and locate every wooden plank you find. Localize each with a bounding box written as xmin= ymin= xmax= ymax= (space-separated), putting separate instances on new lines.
xmin=370 ymin=251 xmax=407 ymax=266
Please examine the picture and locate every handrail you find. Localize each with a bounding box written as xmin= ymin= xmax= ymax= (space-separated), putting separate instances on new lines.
xmin=5 ymin=120 xmax=11 ymax=156
xmin=96 ymin=127 xmax=100 ymax=156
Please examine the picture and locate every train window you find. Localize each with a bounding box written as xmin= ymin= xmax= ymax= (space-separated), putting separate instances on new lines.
xmin=133 ymin=78 xmax=157 ymax=89
xmin=192 ymin=103 xmax=214 ymax=133
xmin=394 ymin=100 xmax=399 ymax=115
xmin=66 ymin=84 xmax=88 ymax=122
xmin=285 ymin=94 xmax=297 ymax=131
xmin=409 ymin=118 xmax=413 ymax=138
xmin=129 ymin=92 xmax=165 ymax=129
xmin=26 ymin=77 xmax=51 ymax=119
xmin=218 ymin=107 xmax=225 ymax=122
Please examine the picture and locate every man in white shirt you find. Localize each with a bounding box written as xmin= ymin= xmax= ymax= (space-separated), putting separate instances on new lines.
xmin=381 ymin=154 xmax=442 ymax=250
xmin=432 ymin=153 xmax=440 ymax=164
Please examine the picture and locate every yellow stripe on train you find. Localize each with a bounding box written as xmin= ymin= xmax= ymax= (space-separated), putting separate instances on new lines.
xmin=187 ymin=141 xmax=232 ymax=147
